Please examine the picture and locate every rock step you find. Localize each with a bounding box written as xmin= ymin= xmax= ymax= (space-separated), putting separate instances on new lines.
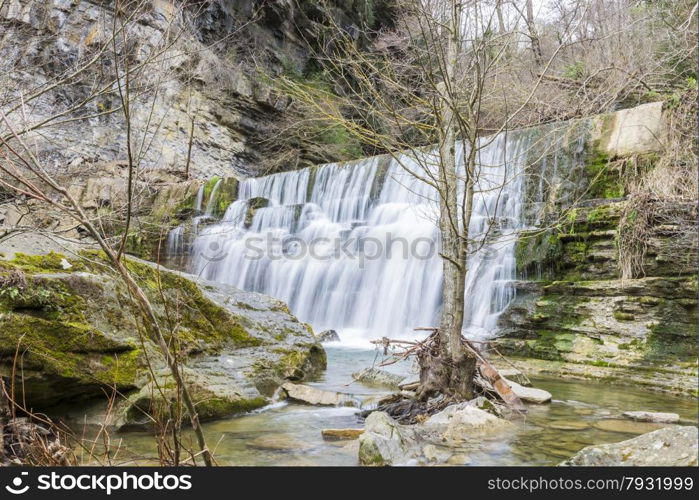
xmin=281 ymin=383 xmax=359 ymax=407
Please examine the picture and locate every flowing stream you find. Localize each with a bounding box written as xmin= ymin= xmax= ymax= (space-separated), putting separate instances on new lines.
xmin=88 ymin=347 xmax=696 ymax=466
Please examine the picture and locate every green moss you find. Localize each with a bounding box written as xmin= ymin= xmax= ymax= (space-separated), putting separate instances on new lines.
xmin=0 ymin=252 xmax=85 ymax=274
xmin=194 ymin=395 xmax=267 ymax=420
xmin=99 ymin=349 xmax=143 ymax=386
xmin=613 ymin=311 xmax=636 ymax=321
xmin=79 ymin=252 xmax=264 ymax=349
xmin=585 ymin=152 xmax=624 ymax=199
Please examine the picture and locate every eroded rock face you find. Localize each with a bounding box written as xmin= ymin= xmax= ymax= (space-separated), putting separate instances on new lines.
xmin=498 ymin=200 xmax=698 ymax=396
xmin=0 ymin=252 xmax=325 ymax=422
xmin=561 ymin=426 xmax=698 ymax=466
xmin=0 ymin=0 xmax=391 ymax=178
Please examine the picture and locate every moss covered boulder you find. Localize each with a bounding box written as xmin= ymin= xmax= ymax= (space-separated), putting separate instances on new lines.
xmin=0 ymin=252 xmax=325 ymax=420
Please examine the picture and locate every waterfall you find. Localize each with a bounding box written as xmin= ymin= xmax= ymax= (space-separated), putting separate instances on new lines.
xmin=188 ymin=130 xmax=537 ymax=345
xmin=204 ymin=178 xmax=223 ymax=216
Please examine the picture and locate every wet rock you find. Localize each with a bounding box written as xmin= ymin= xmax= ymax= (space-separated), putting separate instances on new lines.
xmin=622 ymin=411 xmax=680 ymax=424
xmin=281 ymin=383 xmax=359 ymax=407
xmin=498 ymin=368 xmax=531 ymax=386
xmin=506 ymin=380 xmax=552 ymax=404
xmin=446 ymin=453 xmax=471 ymax=465
xmin=548 ymin=420 xmax=591 ymax=431
xmin=321 ymin=429 xmax=364 ymax=441
xmin=352 ymin=367 xmax=404 ymax=389
xmin=593 ymin=419 xmax=663 ymax=434
xmin=248 ymin=434 xmax=312 ymax=452
xmin=317 ymin=329 xmax=341 ymax=342
xmin=561 ymin=426 xmax=698 ymax=466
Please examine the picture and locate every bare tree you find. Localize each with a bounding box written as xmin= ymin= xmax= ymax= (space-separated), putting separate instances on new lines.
xmin=0 ymin=0 xmax=216 ymax=466
xmin=278 ymin=0 xmax=585 ymax=400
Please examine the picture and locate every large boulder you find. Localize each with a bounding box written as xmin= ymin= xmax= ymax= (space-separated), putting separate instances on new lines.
xmin=358 ymin=412 xmax=416 ymax=466
xmin=0 ymin=252 xmax=325 ymax=422
xmin=317 ymin=329 xmax=341 ymax=342
xmin=423 ymin=403 xmax=513 ymax=443
xmin=358 ymin=402 xmax=513 ymax=466
xmin=561 ymin=426 xmax=698 ymax=466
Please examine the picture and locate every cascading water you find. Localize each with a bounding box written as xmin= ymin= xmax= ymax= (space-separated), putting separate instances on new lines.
xmin=187 ymin=130 xmax=537 ymax=345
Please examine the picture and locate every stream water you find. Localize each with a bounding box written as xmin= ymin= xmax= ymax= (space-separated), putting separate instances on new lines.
xmin=86 ymin=347 xmax=696 ymax=466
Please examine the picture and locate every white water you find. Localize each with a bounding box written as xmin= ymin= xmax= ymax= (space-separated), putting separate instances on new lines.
xmin=187 ymin=130 xmax=537 ymax=346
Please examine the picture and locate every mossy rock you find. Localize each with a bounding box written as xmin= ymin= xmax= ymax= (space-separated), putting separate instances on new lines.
xmin=0 ymin=251 xmax=325 ymax=414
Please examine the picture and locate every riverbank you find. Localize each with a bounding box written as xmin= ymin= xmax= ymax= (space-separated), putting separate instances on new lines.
xmin=60 ymin=346 xmax=697 ymax=466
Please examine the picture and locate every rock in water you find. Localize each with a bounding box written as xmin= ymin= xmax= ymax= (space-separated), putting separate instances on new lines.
xmin=317 ymin=329 xmax=341 ymax=342
xmin=561 ymin=426 xmax=698 ymax=466
xmin=622 ymin=411 xmax=680 ymax=423
xmin=424 ymin=404 xmax=512 ymax=442
xmin=248 ymin=434 xmax=312 ymax=452
xmin=321 ymin=429 xmax=364 ymax=441
xmin=592 ymin=419 xmax=663 ymax=434
xmin=505 ymin=379 xmax=552 ymax=404
xmin=359 ymin=403 xmax=513 ymax=465
xmin=358 ymin=412 xmax=415 ymax=466
xmin=498 ymin=368 xmax=531 ymax=386
xmin=281 ymin=383 xmax=359 ymax=407
xmin=352 ymin=368 xmax=404 ymax=389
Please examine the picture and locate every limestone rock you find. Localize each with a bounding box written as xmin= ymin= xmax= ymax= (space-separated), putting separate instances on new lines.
xmin=497 ymin=368 xmax=531 ymax=386
xmin=352 ymin=368 xmax=404 ymax=389
xmin=281 ymin=383 xmax=359 ymax=407
xmin=505 ymin=380 xmax=552 ymax=404
xmin=593 ymin=419 xmax=663 ymax=435
xmin=622 ymin=411 xmax=680 ymax=424
xmin=358 ymin=402 xmax=514 ymax=465
xmin=561 ymin=426 xmax=698 ymax=466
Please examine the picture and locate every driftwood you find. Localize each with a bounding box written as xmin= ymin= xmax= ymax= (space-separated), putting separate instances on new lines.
xmin=369 ymin=328 xmax=527 ymax=413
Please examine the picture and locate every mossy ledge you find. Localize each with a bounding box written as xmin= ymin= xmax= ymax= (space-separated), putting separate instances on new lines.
xmin=0 ymin=251 xmax=325 ymax=421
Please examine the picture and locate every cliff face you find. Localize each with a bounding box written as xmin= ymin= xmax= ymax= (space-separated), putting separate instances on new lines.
xmin=495 ymin=104 xmax=698 ymax=396
xmin=0 ymin=0 xmax=387 ymax=178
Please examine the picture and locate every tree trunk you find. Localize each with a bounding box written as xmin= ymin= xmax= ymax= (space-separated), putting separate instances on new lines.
xmin=416 ymin=0 xmax=477 ymax=402
xmin=526 ymin=0 xmax=543 ymax=65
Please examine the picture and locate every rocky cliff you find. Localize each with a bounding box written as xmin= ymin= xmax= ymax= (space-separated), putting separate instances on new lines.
xmin=0 ymin=0 xmax=390 ymax=179
xmin=495 ymin=103 xmax=698 ymax=396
